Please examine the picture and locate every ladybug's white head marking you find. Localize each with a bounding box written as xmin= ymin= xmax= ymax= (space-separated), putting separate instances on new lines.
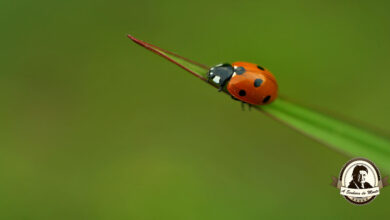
xmin=212 ymin=75 xmax=221 ymax=84
xmin=207 ymin=63 xmax=234 ymax=90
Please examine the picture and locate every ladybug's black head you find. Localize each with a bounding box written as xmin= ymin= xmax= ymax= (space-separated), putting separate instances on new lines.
xmin=207 ymin=63 xmax=234 ymax=90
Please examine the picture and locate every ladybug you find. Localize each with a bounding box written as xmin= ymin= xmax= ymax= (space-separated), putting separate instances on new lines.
xmin=207 ymin=62 xmax=278 ymax=105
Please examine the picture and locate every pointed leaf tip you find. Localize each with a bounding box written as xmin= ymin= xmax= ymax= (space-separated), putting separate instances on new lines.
xmin=127 ymin=34 xmax=147 ymax=48
xmin=127 ymin=35 xmax=210 ymax=82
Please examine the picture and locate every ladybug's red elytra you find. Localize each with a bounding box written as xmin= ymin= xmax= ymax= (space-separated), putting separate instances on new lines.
xmin=207 ymin=62 xmax=278 ymax=105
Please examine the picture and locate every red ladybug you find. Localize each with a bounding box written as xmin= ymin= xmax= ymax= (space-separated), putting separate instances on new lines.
xmin=207 ymin=62 xmax=278 ymax=105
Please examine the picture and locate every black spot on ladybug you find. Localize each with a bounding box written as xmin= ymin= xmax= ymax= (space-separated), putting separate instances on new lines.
xmin=257 ymin=65 xmax=264 ymax=71
xmin=263 ymin=95 xmax=271 ymax=103
xmin=239 ymin=90 xmax=246 ymax=96
xmin=254 ymin=78 xmax=263 ymax=87
xmin=235 ymin=66 xmax=246 ymax=75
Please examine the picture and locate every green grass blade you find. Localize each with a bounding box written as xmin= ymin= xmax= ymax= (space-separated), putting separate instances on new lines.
xmin=128 ymin=35 xmax=390 ymax=172
xmin=260 ymin=100 xmax=390 ymax=169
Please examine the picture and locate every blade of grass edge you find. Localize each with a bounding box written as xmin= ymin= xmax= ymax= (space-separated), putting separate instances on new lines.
xmin=260 ymin=101 xmax=390 ymax=171
xmin=128 ymin=35 xmax=390 ymax=173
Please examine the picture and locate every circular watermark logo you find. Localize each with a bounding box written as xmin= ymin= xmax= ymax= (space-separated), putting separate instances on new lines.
xmin=332 ymin=158 xmax=388 ymax=205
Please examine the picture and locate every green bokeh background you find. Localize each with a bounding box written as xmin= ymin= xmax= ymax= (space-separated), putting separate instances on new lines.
xmin=1 ymin=0 xmax=390 ymax=219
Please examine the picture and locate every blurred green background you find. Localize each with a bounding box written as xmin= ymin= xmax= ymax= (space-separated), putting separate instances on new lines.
xmin=1 ymin=0 xmax=390 ymax=219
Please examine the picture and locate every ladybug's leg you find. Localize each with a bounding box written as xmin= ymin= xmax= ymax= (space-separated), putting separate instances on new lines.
xmin=248 ymin=104 xmax=252 ymax=111
xmin=218 ymin=80 xmax=227 ymax=92
xmin=230 ymin=95 xmax=239 ymax=101
xmin=241 ymin=102 xmax=245 ymax=111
